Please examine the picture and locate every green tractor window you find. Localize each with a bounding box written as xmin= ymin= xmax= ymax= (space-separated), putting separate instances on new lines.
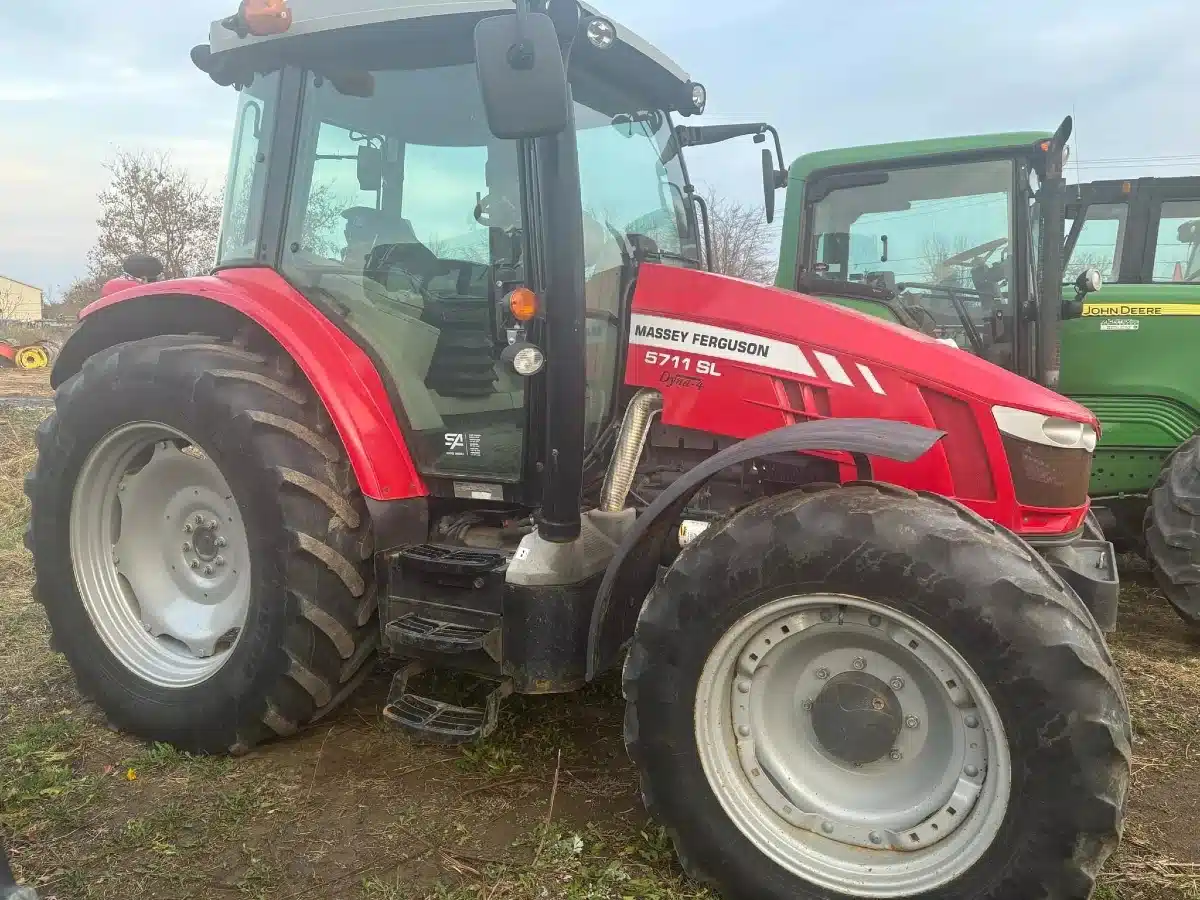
xmin=1065 ymin=201 xmax=1127 ymax=283
xmin=1153 ymin=201 xmax=1200 ymax=282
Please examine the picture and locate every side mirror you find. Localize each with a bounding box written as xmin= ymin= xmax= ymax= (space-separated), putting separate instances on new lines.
xmin=474 ymin=12 xmax=569 ymax=140
xmin=1075 ymin=268 xmax=1102 ymax=297
xmin=357 ymin=146 xmax=383 ymax=192
xmin=762 ymin=148 xmax=777 ymax=224
xmin=123 ymin=253 xmax=164 ymax=283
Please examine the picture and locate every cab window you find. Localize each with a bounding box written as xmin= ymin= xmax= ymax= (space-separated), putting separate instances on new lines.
xmin=1152 ymin=200 xmax=1200 ymax=282
xmin=1065 ymin=202 xmax=1126 ymax=283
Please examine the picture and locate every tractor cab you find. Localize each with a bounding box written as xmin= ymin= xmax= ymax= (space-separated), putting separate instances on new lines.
xmin=197 ymin=0 xmax=709 ymax=505
xmin=776 ymin=122 xmax=1085 ymax=388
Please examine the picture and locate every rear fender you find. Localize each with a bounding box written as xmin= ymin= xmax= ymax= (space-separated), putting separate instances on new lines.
xmin=55 ymin=269 xmax=426 ymax=501
xmin=585 ymin=418 xmax=943 ymax=679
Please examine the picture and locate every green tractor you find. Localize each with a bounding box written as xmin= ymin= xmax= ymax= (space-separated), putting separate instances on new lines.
xmin=774 ymin=130 xmax=1200 ymax=625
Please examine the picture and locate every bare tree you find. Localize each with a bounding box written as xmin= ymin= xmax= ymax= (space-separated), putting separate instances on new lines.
xmin=703 ymin=190 xmax=776 ymax=284
xmin=0 ymin=283 xmax=23 ymax=320
xmin=88 ymin=150 xmax=222 ymax=281
xmin=920 ymin=235 xmax=979 ymax=287
xmin=55 ymin=274 xmax=110 ymax=320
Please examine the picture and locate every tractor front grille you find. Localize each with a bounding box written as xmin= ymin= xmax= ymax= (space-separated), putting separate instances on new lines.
xmin=1001 ymin=435 xmax=1092 ymax=509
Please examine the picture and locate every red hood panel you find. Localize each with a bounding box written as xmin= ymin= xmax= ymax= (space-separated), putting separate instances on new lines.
xmin=631 ymin=264 xmax=1094 ymax=425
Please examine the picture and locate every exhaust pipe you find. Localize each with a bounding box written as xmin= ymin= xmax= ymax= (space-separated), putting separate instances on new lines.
xmin=600 ymin=389 xmax=662 ymax=513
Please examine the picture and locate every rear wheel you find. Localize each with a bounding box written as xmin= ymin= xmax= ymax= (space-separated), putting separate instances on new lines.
xmin=1145 ymin=435 xmax=1200 ymax=626
xmin=624 ymin=484 xmax=1129 ymax=900
xmin=26 ymin=334 xmax=378 ymax=753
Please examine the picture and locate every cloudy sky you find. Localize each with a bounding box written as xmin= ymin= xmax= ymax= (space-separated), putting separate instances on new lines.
xmin=2 ymin=0 xmax=1197 ymax=295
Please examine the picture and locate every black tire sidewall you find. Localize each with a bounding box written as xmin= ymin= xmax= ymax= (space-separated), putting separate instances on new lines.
xmin=32 ymin=348 xmax=293 ymax=747
xmin=627 ymin=493 xmax=1110 ymax=900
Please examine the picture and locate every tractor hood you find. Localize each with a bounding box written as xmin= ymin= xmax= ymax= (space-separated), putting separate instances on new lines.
xmin=629 ymin=264 xmax=1097 ymax=428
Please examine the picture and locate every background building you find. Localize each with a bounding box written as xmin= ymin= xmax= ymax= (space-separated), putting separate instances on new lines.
xmin=0 ymin=275 xmax=44 ymax=322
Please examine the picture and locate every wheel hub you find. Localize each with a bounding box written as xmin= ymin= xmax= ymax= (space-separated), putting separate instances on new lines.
xmin=810 ymin=672 xmax=903 ymax=765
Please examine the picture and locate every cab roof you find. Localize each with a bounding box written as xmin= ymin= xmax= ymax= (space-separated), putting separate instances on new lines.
xmin=787 ymin=131 xmax=1054 ymax=186
xmin=207 ymin=0 xmax=691 ymax=84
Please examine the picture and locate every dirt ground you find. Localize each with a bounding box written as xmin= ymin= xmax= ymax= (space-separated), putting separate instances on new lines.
xmin=2 ymin=406 xmax=1199 ymax=900
xmin=0 ymin=368 xmax=53 ymax=399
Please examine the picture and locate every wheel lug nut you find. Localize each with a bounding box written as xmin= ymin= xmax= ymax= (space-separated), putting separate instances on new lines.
xmin=203 ymin=565 xmax=214 ymax=576
xmin=182 ymin=542 xmax=192 ymax=552
xmin=852 ymin=657 xmax=866 ymax=670
xmin=215 ymin=556 xmax=226 ymax=567
xmin=905 ymin=715 xmax=920 ymax=729
xmin=802 ymin=698 xmax=813 ymax=711
xmin=210 ymin=521 xmax=220 ymax=532
xmin=965 ymin=714 xmax=979 ymax=729
xmin=889 ymin=677 xmax=904 ymax=690
xmin=194 ymin=513 xmax=205 ymax=525
xmin=889 ymin=749 xmax=902 ymax=761
xmin=189 ymin=560 xmax=200 ymax=570
xmin=215 ymin=537 xmax=227 ymax=549
xmin=871 ymin=698 xmax=885 ymax=711
xmin=184 ymin=523 xmax=193 ymax=534
xmin=815 ymin=667 xmax=830 ymax=680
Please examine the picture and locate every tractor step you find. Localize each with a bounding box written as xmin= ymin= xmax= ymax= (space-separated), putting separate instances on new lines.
xmin=385 ymin=613 xmax=499 ymax=656
xmin=382 ymin=661 xmax=512 ymax=744
xmin=396 ymin=543 xmax=509 ymax=576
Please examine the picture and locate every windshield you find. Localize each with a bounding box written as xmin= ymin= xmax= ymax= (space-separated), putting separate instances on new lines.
xmin=807 ymin=159 xmax=1015 ymax=363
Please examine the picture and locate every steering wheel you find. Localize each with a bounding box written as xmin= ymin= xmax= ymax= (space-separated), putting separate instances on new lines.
xmin=941 ymin=237 xmax=1009 ymax=270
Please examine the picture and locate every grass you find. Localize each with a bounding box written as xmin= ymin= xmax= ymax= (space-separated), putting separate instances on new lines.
xmin=1 ymin=406 xmax=1198 ymax=899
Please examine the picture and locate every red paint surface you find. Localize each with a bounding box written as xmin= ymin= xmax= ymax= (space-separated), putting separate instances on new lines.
xmin=627 ymin=264 xmax=1094 ymax=536
xmin=82 ymin=269 xmax=426 ymax=501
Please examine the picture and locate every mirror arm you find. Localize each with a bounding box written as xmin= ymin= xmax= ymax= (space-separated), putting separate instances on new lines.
xmin=689 ymin=191 xmax=714 ymax=272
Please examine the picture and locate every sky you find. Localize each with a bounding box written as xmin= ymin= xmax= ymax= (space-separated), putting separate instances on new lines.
xmin=2 ymin=0 xmax=1198 ymax=296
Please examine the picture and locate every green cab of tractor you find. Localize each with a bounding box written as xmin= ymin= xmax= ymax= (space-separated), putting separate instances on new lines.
xmin=24 ymin=3 xmax=1128 ymax=898
xmin=776 ymin=126 xmax=1200 ymax=630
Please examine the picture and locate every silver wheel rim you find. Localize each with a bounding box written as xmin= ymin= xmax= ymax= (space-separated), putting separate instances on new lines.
xmin=695 ymin=594 xmax=1010 ymax=898
xmin=69 ymin=422 xmax=252 ymax=688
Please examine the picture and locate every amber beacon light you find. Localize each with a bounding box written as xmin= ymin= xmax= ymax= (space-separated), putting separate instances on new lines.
xmin=242 ymin=0 xmax=293 ymax=36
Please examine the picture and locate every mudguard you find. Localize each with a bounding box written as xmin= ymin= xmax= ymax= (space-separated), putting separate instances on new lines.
xmin=585 ymin=418 xmax=943 ymax=679
xmin=54 ymin=268 xmax=426 ymax=501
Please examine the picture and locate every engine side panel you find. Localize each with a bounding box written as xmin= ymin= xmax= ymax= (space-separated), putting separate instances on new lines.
xmin=627 ymin=264 xmax=1088 ymax=536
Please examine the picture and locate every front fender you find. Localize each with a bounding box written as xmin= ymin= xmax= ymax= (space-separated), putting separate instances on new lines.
xmin=56 ymin=268 xmax=426 ymax=501
xmin=585 ymin=418 xmax=943 ymax=680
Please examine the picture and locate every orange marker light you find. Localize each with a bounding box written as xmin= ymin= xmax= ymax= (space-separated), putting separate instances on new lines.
xmin=243 ymin=0 xmax=293 ymax=36
xmin=509 ymin=288 xmax=539 ymax=322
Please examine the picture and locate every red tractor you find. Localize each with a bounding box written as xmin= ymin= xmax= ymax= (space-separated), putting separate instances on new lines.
xmin=26 ymin=2 xmax=1128 ymax=898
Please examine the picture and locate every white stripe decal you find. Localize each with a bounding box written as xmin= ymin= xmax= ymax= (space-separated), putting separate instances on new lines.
xmin=857 ymin=363 xmax=886 ymax=395
xmin=814 ymin=351 xmax=853 ymax=387
xmin=629 ymin=313 xmax=815 ymax=377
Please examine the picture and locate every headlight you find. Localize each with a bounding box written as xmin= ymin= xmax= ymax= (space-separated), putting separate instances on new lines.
xmin=992 ymin=406 xmax=1095 ymax=509
xmin=585 ymin=17 xmax=616 ymax=49
xmin=690 ymin=83 xmax=707 ymax=114
xmin=991 ymin=406 xmax=1097 ymax=452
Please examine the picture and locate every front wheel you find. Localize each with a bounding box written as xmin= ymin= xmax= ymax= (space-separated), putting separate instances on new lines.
xmin=624 ymin=484 xmax=1129 ymax=900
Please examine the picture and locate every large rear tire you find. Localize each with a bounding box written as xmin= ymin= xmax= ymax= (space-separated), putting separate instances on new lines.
xmin=26 ymin=334 xmax=378 ymax=754
xmin=1145 ymin=434 xmax=1200 ymax=626
xmin=624 ymin=484 xmax=1129 ymax=900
